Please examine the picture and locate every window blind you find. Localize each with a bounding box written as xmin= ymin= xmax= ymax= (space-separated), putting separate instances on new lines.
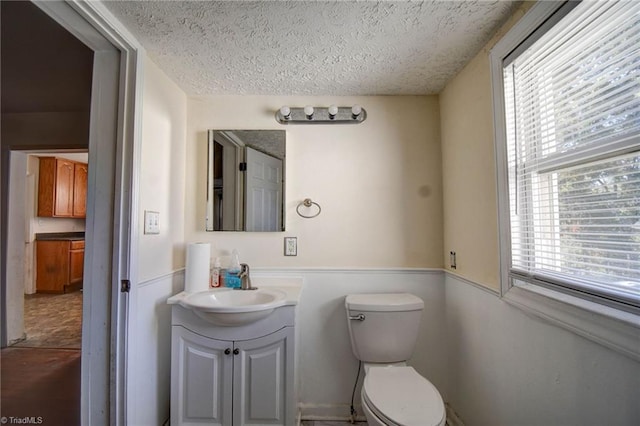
xmin=503 ymin=0 xmax=640 ymax=306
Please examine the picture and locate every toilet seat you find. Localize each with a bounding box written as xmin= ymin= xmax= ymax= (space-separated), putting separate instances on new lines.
xmin=362 ymin=366 xmax=445 ymax=426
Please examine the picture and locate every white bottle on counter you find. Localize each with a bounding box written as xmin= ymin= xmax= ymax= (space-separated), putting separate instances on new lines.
xmin=210 ymin=257 xmax=221 ymax=288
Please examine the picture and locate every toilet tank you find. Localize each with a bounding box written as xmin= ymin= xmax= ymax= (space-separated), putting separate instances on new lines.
xmin=345 ymin=293 xmax=424 ymax=363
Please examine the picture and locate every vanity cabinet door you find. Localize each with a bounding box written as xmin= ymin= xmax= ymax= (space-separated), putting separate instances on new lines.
xmin=172 ymin=327 xmax=233 ymax=426
xmin=232 ymin=327 xmax=294 ymax=426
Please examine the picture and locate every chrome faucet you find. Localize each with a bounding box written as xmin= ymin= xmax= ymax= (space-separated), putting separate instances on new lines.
xmin=238 ymin=263 xmax=256 ymax=290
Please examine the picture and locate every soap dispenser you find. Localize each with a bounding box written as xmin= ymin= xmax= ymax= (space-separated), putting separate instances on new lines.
xmin=225 ymin=249 xmax=241 ymax=289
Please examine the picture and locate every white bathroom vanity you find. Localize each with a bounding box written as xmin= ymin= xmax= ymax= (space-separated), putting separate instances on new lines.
xmin=168 ymin=282 xmax=301 ymax=426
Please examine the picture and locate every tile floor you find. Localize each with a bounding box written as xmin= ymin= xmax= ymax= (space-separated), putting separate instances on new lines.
xmin=13 ymin=290 xmax=83 ymax=348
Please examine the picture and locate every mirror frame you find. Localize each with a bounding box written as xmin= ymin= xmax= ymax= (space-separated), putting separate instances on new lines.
xmin=206 ymin=130 xmax=286 ymax=232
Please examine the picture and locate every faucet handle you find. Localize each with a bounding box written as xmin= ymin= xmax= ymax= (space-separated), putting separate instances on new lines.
xmin=239 ymin=263 xmax=256 ymax=290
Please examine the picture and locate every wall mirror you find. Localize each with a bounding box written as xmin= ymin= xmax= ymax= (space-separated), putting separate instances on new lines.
xmin=206 ymin=130 xmax=285 ymax=232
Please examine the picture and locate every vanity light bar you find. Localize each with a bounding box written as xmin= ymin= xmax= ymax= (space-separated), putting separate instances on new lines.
xmin=275 ymin=105 xmax=367 ymax=125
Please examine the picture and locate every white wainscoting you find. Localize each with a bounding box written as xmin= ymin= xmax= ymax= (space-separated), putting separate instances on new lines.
xmin=445 ymin=273 xmax=640 ymax=425
xmin=252 ymin=268 xmax=446 ymax=421
xmin=132 ymin=269 xmax=640 ymax=425
xmin=134 ymin=267 xmax=446 ymax=423
xmin=130 ymin=270 xmax=184 ymax=426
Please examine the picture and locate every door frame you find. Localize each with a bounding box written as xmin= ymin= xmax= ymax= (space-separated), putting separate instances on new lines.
xmin=1 ymin=1 xmax=142 ymax=424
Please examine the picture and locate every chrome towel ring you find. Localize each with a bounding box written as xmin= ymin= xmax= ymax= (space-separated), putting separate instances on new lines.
xmin=296 ymin=198 xmax=321 ymax=219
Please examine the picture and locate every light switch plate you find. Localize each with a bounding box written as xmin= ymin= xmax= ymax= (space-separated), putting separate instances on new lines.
xmin=284 ymin=237 xmax=297 ymax=256
xmin=144 ymin=210 xmax=160 ymax=234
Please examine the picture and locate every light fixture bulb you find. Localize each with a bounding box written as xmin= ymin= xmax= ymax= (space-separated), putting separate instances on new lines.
xmin=351 ymin=104 xmax=362 ymax=117
xmin=280 ymin=106 xmax=291 ymax=118
xmin=304 ymin=105 xmax=314 ymax=118
xmin=328 ymin=105 xmax=338 ymax=118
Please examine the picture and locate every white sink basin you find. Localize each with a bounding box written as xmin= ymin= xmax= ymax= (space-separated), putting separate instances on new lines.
xmin=179 ymin=288 xmax=287 ymax=326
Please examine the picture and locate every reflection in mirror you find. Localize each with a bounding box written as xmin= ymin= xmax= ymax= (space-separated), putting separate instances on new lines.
xmin=206 ymin=130 xmax=285 ymax=232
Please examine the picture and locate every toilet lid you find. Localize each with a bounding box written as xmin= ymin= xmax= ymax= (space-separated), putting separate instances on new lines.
xmin=363 ymin=367 xmax=445 ymax=426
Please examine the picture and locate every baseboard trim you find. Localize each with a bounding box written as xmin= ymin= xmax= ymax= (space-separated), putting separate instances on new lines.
xmin=8 ymin=332 xmax=27 ymax=346
xmin=298 ymin=402 xmax=463 ymax=424
xmin=298 ymin=403 xmax=367 ymax=422
xmin=446 ymin=403 xmax=465 ymax=426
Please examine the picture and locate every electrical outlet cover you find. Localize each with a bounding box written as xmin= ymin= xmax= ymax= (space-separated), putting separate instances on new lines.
xmin=144 ymin=210 xmax=160 ymax=234
xmin=284 ymin=237 xmax=297 ymax=256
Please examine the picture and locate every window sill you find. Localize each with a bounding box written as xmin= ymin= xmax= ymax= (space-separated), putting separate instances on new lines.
xmin=503 ymin=279 xmax=640 ymax=362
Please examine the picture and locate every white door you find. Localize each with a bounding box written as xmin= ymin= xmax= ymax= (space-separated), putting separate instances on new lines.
xmin=172 ymin=326 xmax=233 ymax=426
xmin=244 ymin=147 xmax=283 ymax=232
xmin=233 ymin=327 xmax=294 ymax=426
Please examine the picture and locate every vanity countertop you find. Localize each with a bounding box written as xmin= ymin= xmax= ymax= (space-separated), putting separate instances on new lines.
xmin=35 ymin=232 xmax=85 ymax=241
xmin=167 ymin=277 xmax=302 ymax=306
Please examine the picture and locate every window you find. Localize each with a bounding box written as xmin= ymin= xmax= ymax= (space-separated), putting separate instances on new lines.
xmin=500 ymin=0 xmax=640 ymax=309
xmin=491 ymin=1 xmax=640 ymax=359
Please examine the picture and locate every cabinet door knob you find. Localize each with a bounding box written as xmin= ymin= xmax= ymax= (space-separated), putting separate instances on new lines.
xmin=224 ymin=348 xmax=231 ymax=355
xmin=233 ymin=348 xmax=239 ymax=355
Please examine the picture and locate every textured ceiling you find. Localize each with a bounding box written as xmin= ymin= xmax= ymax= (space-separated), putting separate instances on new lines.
xmin=104 ymin=0 xmax=520 ymax=96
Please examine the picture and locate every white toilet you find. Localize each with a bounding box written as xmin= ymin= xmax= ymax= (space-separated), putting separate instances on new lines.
xmin=345 ymin=293 xmax=446 ymax=426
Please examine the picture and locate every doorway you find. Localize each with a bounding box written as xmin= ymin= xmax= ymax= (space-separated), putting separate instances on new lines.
xmin=1 ymin=1 xmax=139 ymax=424
xmin=1 ymin=1 xmax=92 ymax=422
xmin=11 ymin=151 xmax=88 ymax=350
xmin=2 ymin=150 xmax=88 ymax=424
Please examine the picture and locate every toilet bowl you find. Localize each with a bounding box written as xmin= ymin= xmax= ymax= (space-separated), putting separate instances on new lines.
xmin=345 ymin=293 xmax=446 ymax=426
xmin=361 ymin=366 xmax=445 ymax=426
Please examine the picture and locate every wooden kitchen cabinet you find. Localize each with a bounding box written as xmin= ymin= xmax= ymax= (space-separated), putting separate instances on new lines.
xmin=36 ymin=239 xmax=85 ymax=293
xmin=36 ymin=241 xmax=70 ymax=293
xmin=69 ymin=240 xmax=85 ymax=285
xmin=37 ymin=157 xmax=87 ymax=218
xmin=73 ymin=163 xmax=88 ymax=218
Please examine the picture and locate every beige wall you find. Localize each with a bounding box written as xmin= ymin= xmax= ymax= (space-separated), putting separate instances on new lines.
xmin=137 ymin=58 xmax=187 ymax=282
xmin=131 ymin=56 xmax=188 ymax=424
xmin=186 ymin=96 xmax=442 ymax=268
xmin=440 ymin=3 xmax=533 ymax=291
